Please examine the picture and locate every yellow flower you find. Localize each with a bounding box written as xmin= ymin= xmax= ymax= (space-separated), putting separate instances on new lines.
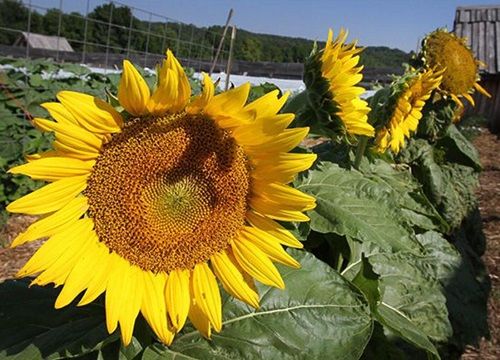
xmin=375 ymin=68 xmax=443 ymax=153
xmin=420 ymin=29 xmax=491 ymax=107
xmin=320 ymin=29 xmax=374 ymax=137
xmin=7 ymin=50 xmax=316 ymax=346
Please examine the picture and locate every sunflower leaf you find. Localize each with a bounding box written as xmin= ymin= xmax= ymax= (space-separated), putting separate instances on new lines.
xmin=436 ymin=124 xmax=481 ymax=170
xmin=297 ymin=162 xmax=422 ymax=253
xmin=0 ymin=279 xmax=118 ymax=360
xmin=142 ymin=250 xmax=373 ymax=360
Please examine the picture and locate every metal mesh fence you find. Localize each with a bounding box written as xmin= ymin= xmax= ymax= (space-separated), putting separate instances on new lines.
xmin=0 ymin=0 xmax=231 ymax=72
xmin=0 ymin=0 xmax=234 ymax=161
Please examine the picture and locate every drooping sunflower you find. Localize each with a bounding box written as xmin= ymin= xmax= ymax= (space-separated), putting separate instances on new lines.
xmin=419 ymin=28 xmax=491 ymax=107
xmin=299 ymin=28 xmax=374 ymax=139
xmin=7 ymin=50 xmax=316 ymax=345
xmin=375 ymin=68 xmax=443 ymax=153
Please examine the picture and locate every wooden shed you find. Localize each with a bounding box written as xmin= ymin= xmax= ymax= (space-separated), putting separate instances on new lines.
xmin=13 ymin=32 xmax=74 ymax=52
xmin=454 ymin=5 xmax=500 ymax=132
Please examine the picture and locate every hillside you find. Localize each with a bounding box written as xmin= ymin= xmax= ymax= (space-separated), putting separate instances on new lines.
xmin=0 ymin=0 xmax=410 ymax=69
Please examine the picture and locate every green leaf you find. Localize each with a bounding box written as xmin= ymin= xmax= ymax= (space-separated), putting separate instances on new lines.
xmin=143 ymin=250 xmax=373 ymax=360
xmin=437 ymin=125 xmax=481 ymax=170
xmin=398 ymin=139 xmax=479 ymax=229
xmin=350 ymin=255 xmax=440 ymax=358
xmin=360 ymin=159 xmax=449 ymax=233
xmin=366 ymin=252 xmax=452 ymax=344
xmin=0 ymin=279 xmax=118 ymax=360
xmin=352 ymin=257 xmax=380 ymax=311
xmin=375 ymin=304 xmax=439 ymax=359
xmin=298 ymin=162 xmax=421 ymax=253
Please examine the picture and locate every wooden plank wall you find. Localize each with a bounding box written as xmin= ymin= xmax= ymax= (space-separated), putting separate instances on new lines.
xmin=454 ymin=6 xmax=500 ymax=131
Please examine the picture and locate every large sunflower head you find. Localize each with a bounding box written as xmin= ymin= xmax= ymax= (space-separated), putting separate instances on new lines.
xmin=6 ymin=50 xmax=316 ymax=346
xmin=374 ymin=68 xmax=443 ymax=153
xmin=302 ymin=28 xmax=374 ymax=140
xmin=419 ymin=28 xmax=491 ymax=106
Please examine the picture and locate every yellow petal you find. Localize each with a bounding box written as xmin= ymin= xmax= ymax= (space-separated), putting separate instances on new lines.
xmin=9 ymin=157 xmax=94 ymax=182
xmin=252 ymin=153 xmax=317 ymax=184
xmin=55 ymin=237 xmax=109 ymax=308
xmin=52 ymin=140 xmax=98 ymax=161
xmin=6 ymin=175 xmax=88 ymax=215
xmin=188 ymin=281 xmax=211 ymax=339
xmin=231 ymin=237 xmax=285 ymax=289
xmin=34 ymin=118 xmax=102 ymax=155
xmin=119 ymin=266 xmax=144 ymax=345
xmin=11 ymin=196 xmax=88 ymax=247
xmin=165 ymin=269 xmax=190 ymax=331
xmin=211 ymin=251 xmax=260 ymax=308
xmin=246 ymin=210 xmax=303 ymax=248
xmin=474 ymin=82 xmax=491 ymax=98
xmin=32 ymin=225 xmax=93 ymax=287
xmin=241 ymin=226 xmax=300 ymax=269
xmin=244 ymin=90 xmax=289 ymax=119
xmin=57 ymin=91 xmax=123 ymax=134
xmin=148 ymin=68 xmax=178 ymax=115
xmin=186 ymin=72 xmax=214 ymax=114
xmin=118 ymin=60 xmax=151 ymax=116
xmin=463 ymin=92 xmax=475 ymax=107
xmin=252 ymin=181 xmax=316 ymax=211
xmin=250 ymin=196 xmax=310 ymax=222
xmin=204 ymin=83 xmax=251 ymax=128
xmin=192 ymin=263 xmax=222 ymax=332
xmin=105 ymin=255 xmax=143 ymax=346
xmin=41 ymin=102 xmax=78 ymax=126
xmin=78 ymin=249 xmax=114 ymax=306
xmin=25 ymin=151 xmax=60 ymax=162
xmin=141 ymin=271 xmax=174 ymax=345
xmin=244 ymin=127 xmax=309 ymax=153
xmin=165 ymin=49 xmax=191 ymax=111
xmin=17 ymin=218 xmax=94 ymax=278
xmin=148 ymin=50 xmax=191 ymax=114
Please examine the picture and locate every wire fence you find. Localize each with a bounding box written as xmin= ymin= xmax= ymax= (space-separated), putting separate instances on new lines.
xmin=0 ymin=0 xmax=232 ymax=72
xmin=0 ymin=0 xmax=235 ymax=128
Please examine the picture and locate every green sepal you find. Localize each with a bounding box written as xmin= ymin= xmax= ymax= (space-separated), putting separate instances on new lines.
xmin=293 ymin=46 xmax=350 ymax=142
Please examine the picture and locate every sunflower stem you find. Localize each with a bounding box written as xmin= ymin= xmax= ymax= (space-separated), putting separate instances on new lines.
xmin=354 ymin=136 xmax=368 ymax=170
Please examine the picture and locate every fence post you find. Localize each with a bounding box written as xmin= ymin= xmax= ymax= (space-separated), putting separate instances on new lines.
xmin=210 ymin=8 xmax=233 ymax=75
xmin=126 ymin=11 xmax=134 ymax=58
xmin=81 ymin=0 xmax=90 ymax=63
xmin=56 ymin=0 xmax=63 ymax=62
xmin=225 ymin=25 xmax=236 ymax=91
xmin=104 ymin=1 xmax=114 ymax=72
xmin=143 ymin=12 xmax=152 ymax=67
xmin=25 ymin=0 xmax=32 ymax=60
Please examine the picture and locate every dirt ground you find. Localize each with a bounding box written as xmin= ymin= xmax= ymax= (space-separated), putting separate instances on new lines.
xmin=462 ymin=130 xmax=500 ymax=359
xmin=0 ymin=130 xmax=498 ymax=359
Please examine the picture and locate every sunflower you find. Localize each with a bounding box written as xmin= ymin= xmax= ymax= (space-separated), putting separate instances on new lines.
xmin=6 ymin=50 xmax=316 ymax=346
xmin=375 ymin=68 xmax=443 ymax=153
xmin=420 ymin=28 xmax=491 ymax=107
xmin=319 ymin=28 xmax=374 ymax=137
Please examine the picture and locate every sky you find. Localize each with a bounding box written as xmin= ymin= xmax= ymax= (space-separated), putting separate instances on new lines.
xmin=28 ymin=0 xmax=498 ymax=52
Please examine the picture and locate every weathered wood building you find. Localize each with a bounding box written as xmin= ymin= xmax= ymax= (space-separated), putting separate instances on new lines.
xmin=13 ymin=32 xmax=74 ymax=52
xmin=454 ymin=5 xmax=500 ymax=132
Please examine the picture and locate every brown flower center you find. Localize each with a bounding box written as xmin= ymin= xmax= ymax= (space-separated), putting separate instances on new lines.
xmin=85 ymin=113 xmax=250 ymax=273
xmin=424 ymin=31 xmax=477 ymax=95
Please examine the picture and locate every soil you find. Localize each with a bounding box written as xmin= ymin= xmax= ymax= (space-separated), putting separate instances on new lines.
xmin=0 ymin=129 xmax=498 ymax=359
xmin=461 ymin=130 xmax=500 ymax=359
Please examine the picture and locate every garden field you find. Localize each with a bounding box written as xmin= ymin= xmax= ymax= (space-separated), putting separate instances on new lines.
xmin=0 ymin=27 xmax=498 ymax=359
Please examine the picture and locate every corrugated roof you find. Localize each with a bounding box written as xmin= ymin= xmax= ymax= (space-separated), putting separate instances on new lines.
xmin=19 ymin=32 xmax=74 ymax=52
xmin=453 ymin=4 xmax=500 ymax=74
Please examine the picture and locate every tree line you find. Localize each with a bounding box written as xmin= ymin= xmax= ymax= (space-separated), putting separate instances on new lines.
xmin=0 ymin=0 xmax=409 ymax=68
